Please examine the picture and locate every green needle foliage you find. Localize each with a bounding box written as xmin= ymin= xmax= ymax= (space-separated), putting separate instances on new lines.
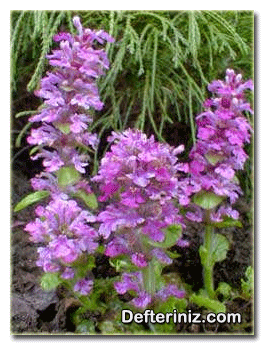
xmin=11 ymin=10 xmax=253 ymax=190
xmin=79 ymin=10 xmax=253 ymax=145
xmin=11 ymin=10 xmax=253 ymax=139
xmin=11 ymin=10 xmax=74 ymax=92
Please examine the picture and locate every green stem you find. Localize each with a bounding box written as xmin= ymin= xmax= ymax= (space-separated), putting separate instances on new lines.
xmin=203 ymin=225 xmax=215 ymax=299
xmin=142 ymin=259 xmax=156 ymax=295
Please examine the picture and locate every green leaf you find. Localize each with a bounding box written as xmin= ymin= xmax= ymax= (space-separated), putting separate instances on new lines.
xmin=78 ymin=294 xmax=107 ymax=313
xmin=76 ymin=320 xmax=96 ymax=334
xmin=216 ymin=282 xmax=232 ymax=299
xmin=205 ymin=153 xmax=224 ymax=165
xmin=245 ymin=266 xmax=253 ymax=281
xmin=199 ymin=232 xmax=229 ymax=273
xmin=211 ymin=233 xmax=230 ymax=264
xmin=29 ymin=145 xmax=40 ymax=156
xmin=154 ymin=295 xmax=188 ymax=333
xmin=57 ymin=166 xmax=80 ymax=187
xmin=241 ymin=266 xmax=254 ymax=299
xmin=74 ymin=256 xmax=96 ymax=279
xmin=100 ymin=321 xmax=119 ymax=334
xmin=15 ymin=110 xmax=38 ymax=118
xmin=14 ymin=190 xmax=49 ymax=212
xmin=60 ymin=84 xmax=75 ymax=93
xmin=147 ymin=224 xmax=182 ymax=249
xmin=15 ymin=122 xmax=32 ymax=147
xmin=212 ymin=218 xmax=242 ymax=229
xmin=74 ymin=190 xmax=98 ymax=210
xmin=232 ymin=175 xmax=240 ymax=184
xmin=97 ymin=244 xmax=105 ymax=254
xmin=165 ymin=250 xmax=181 ymax=259
xmin=109 ymin=255 xmax=135 ymax=272
xmin=193 ymin=191 xmax=224 ymax=210
xmin=57 ymin=122 xmax=71 ymax=134
xmin=156 ymin=296 xmax=187 ymax=314
xmin=190 ymin=293 xmax=226 ymax=313
xmin=41 ymin=272 xmax=61 ymax=291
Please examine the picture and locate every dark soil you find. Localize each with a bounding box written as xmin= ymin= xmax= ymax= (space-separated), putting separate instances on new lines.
xmin=11 ymin=167 xmax=254 ymax=335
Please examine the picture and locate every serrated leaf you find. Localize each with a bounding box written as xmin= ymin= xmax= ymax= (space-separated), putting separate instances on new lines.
xmin=211 ymin=233 xmax=229 ymax=264
xmin=41 ymin=272 xmax=61 ymax=291
xmin=14 ymin=190 xmax=49 ymax=212
xmin=193 ymin=191 xmax=224 ymax=210
xmin=74 ymin=190 xmax=98 ymax=210
xmin=190 ymin=293 xmax=226 ymax=313
xmin=57 ymin=166 xmax=80 ymax=187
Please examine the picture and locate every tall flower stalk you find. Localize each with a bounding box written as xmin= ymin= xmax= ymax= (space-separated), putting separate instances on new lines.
xmin=94 ymin=129 xmax=187 ymax=308
xmin=22 ymin=16 xmax=114 ymax=295
xmin=186 ymin=69 xmax=253 ymax=299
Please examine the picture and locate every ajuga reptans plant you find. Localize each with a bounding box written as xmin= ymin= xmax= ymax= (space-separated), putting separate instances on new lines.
xmin=21 ymin=16 xmax=114 ymax=295
xmin=14 ymin=14 xmax=253 ymax=333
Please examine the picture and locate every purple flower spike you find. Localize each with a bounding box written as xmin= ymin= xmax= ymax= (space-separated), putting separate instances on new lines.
xmin=186 ymin=69 xmax=253 ymax=221
xmin=25 ymin=195 xmax=98 ymax=275
xmin=23 ymin=16 xmax=113 ymax=285
xmin=49 ymin=235 xmax=80 ymax=264
xmin=28 ymin=16 xmax=113 ymax=174
xmin=95 ymin=129 xmax=188 ymax=269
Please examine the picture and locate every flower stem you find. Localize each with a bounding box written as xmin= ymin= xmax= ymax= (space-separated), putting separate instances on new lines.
xmin=203 ymin=224 xmax=215 ymax=299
